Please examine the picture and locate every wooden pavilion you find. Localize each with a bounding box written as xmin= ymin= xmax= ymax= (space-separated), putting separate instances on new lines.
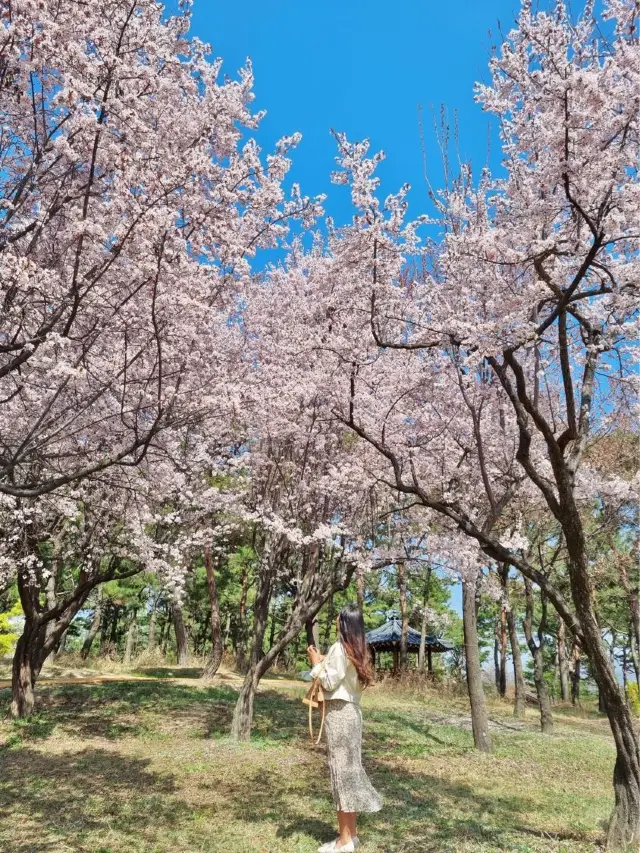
xmin=365 ymin=614 xmax=453 ymax=677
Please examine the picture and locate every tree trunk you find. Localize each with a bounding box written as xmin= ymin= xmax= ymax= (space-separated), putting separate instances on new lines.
xmin=109 ymin=604 xmax=120 ymax=649
xmin=57 ymin=629 xmax=68 ymax=655
xmin=159 ymin=610 xmax=169 ymax=655
xmin=147 ymin=592 xmax=157 ymax=651
xmin=324 ymin=592 xmax=335 ymax=647
xmin=12 ymin=566 xmax=107 ymax=717
xmin=230 ymin=669 xmax=259 ymax=742
xmin=398 ymin=562 xmax=408 ymax=672
xmin=570 ymin=639 xmax=581 ymax=706
xmin=418 ymin=566 xmax=431 ymax=672
xmin=557 ymin=618 xmax=570 ymax=702
xmin=43 ymin=573 xmax=58 ymax=665
xmin=563 ymin=520 xmax=640 ymax=849
xmin=493 ymin=630 xmax=501 ymax=694
xmin=531 ymin=636 xmax=554 ymax=732
xmin=202 ymin=544 xmax=223 ymax=679
xmin=499 ymin=604 xmax=507 ymax=698
xmin=236 ymin=563 xmax=249 ymax=672
xmin=123 ymin=611 xmax=137 ymax=666
xmin=231 ymin=562 xmax=274 ymax=740
xmin=501 ymin=566 xmax=525 ymax=719
xmin=523 ymin=578 xmax=553 ymax=734
xmin=462 ymin=575 xmax=492 ymax=753
xmin=356 ymin=565 xmax=364 ymax=615
xmin=99 ymin=603 xmax=112 ymax=653
xmin=268 ymin=603 xmax=277 ymax=649
xmin=81 ymin=586 xmax=103 ymax=659
xmin=11 ymin=634 xmax=36 ymax=718
xmin=305 ymin=615 xmax=320 ymax=648
xmin=223 ymin=611 xmax=231 ymax=652
xmin=630 ymin=624 xmax=640 ymax=687
xmin=171 ymin=601 xmax=189 ymax=666
xmin=419 ymin=604 xmax=429 ymax=673
xmin=507 ymin=608 xmax=526 ymax=720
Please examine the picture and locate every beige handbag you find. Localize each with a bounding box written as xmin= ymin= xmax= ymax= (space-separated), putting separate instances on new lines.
xmin=302 ymin=675 xmax=326 ymax=744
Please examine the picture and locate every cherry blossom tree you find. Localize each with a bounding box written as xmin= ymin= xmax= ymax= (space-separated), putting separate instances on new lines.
xmin=0 ymin=0 xmax=319 ymax=500
xmin=0 ymin=0 xmax=324 ymax=717
xmin=222 ymin=369 xmax=377 ymax=741
xmin=2 ymin=468 xmax=163 ymax=716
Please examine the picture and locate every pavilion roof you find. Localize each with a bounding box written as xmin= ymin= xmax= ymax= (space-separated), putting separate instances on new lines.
xmin=365 ymin=617 xmax=453 ymax=653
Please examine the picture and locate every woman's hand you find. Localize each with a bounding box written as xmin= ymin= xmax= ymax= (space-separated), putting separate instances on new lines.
xmin=307 ymin=645 xmax=325 ymax=666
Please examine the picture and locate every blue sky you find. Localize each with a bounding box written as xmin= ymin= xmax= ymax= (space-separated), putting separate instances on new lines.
xmin=190 ymin=0 xmax=523 ymax=226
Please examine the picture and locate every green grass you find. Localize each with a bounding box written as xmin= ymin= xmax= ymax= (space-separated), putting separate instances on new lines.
xmin=0 ymin=673 xmax=616 ymax=852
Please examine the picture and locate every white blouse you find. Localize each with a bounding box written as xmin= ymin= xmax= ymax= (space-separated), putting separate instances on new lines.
xmin=309 ymin=639 xmax=363 ymax=704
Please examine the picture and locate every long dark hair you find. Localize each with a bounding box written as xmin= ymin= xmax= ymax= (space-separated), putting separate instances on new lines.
xmin=338 ymin=603 xmax=375 ymax=688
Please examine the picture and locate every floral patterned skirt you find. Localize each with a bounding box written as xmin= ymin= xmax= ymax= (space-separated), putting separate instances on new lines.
xmin=323 ymin=698 xmax=383 ymax=813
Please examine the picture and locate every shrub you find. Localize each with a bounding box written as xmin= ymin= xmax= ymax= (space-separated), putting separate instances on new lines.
xmin=0 ymin=601 xmax=22 ymax=657
xmin=628 ymin=682 xmax=640 ymax=717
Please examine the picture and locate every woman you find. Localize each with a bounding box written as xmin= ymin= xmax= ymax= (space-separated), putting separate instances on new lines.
xmin=307 ymin=603 xmax=383 ymax=853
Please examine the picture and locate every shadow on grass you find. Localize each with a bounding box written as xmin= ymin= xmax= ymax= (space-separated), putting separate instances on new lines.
xmin=205 ymin=687 xmax=311 ymax=743
xmin=0 ymin=745 xmax=187 ymax=852
xmin=369 ymin=709 xmax=475 ymax=753
xmin=215 ymin=750 xmax=597 ymax=852
xmin=1 ymin=680 xmax=239 ymax=744
xmin=0 ymin=679 xmax=602 ymax=852
xmin=131 ymin=666 xmax=204 ymax=679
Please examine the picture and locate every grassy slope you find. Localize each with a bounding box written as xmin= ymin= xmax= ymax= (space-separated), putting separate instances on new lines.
xmin=0 ymin=668 xmax=616 ymax=853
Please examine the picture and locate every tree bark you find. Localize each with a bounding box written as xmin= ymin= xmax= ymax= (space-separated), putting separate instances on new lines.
xmin=236 ymin=562 xmax=249 ymax=672
xmin=305 ymin=615 xmax=320 ymax=648
xmin=57 ymin=629 xmax=68 ymax=655
xmin=159 ymin=608 xmax=169 ymax=655
xmin=323 ymin=592 xmax=335 ymax=647
xmin=43 ymin=572 xmax=58 ymax=665
xmin=418 ymin=566 xmax=431 ymax=672
xmin=398 ymin=561 xmax=408 ymax=672
xmin=109 ymin=604 xmax=120 ymax=649
xmin=493 ymin=629 xmax=501 ymax=695
xmin=81 ymin=586 xmax=103 ymax=659
xmin=462 ymin=574 xmax=492 ymax=753
xmin=171 ymin=601 xmax=189 ymax=666
xmin=570 ymin=638 xmax=581 ymax=706
xmin=268 ymin=602 xmax=277 ymax=649
xmin=231 ymin=561 xmax=276 ymax=740
xmin=523 ymin=578 xmax=553 ymax=734
xmin=499 ymin=604 xmax=507 ymax=698
xmin=202 ymin=544 xmax=223 ymax=679
xmin=507 ymin=607 xmax=526 ymax=720
xmin=563 ymin=517 xmax=640 ymax=849
xmin=223 ymin=611 xmax=231 ymax=653
xmin=11 ymin=634 xmax=36 ymax=717
xmin=501 ymin=566 xmax=525 ymax=719
xmin=630 ymin=624 xmax=640 ymax=687
xmin=147 ymin=591 xmax=157 ymax=651
xmin=123 ymin=611 xmax=137 ymax=666
xmin=557 ymin=618 xmax=570 ymax=702
xmin=356 ymin=565 xmax=364 ymax=615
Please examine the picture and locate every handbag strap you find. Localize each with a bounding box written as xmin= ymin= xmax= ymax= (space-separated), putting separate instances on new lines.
xmin=305 ymin=677 xmax=326 ymax=744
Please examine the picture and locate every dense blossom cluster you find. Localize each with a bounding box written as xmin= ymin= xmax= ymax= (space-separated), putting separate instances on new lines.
xmin=0 ymin=0 xmax=320 ymax=504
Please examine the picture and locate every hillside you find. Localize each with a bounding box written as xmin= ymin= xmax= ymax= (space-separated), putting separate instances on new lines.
xmin=0 ymin=664 xmax=617 ymax=853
